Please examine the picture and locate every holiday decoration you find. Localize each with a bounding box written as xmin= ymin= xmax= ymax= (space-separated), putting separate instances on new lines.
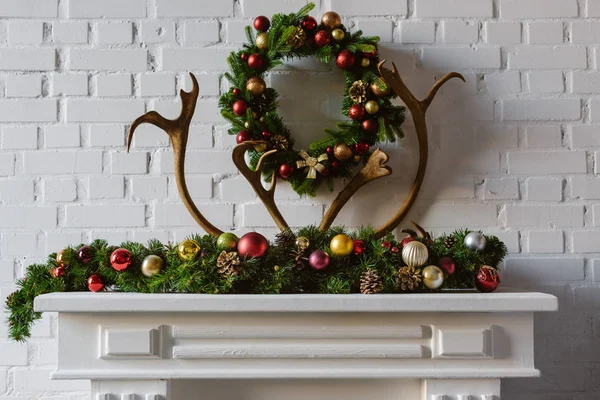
xmin=361 ymin=118 xmax=378 ymax=134
xmin=238 ymin=232 xmax=269 ymax=258
xmin=254 ymin=15 xmax=270 ymax=31
xmin=475 ymin=266 xmax=500 ymax=293
xmin=360 ymin=57 xmax=370 ymax=67
xmin=56 ymin=249 xmax=68 ymax=268
xmin=255 ymin=32 xmax=269 ymax=49
xmin=178 ymin=239 xmax=201 ymax=261
xmin=287 ymin=26 xmax=306 ymax=48
xmin=391 ymin=246 xmax=400 ymax=254
xmin=110 ymin=248 xmax=132 ymax=271
xmin=141 ymin=255 xmax=163 ymax=277
xmin=348 ymin=104 xmax=365 ymax=121
xmin=217 ymin=232 xmax=239 ymax=251
xmin=302 ymin=16 xmax=317 ymax=31
xmin=438 ymin=256 xmax=456 ymax=275
xmin=400 ymin=236 xmax=415 ymax=247
xmin=314 ymin=30 xmax=332 ymax=47
xmin=321 ymin=11 xmax=342 ymax=29
xmin=330 ymin=234 xmax=354 ymax=256
xmin=77 ymin=245 xmax=94 ymax=263
xmin=297 ymin=150 xmax=328 ymax=179
xmin=236 ymin=130 xmax=251 ymax=144
xmin=354 ymin=141 xmax=370 ymax=155
xmin=360 ymin=269 xmax=383 ymax=294
xmin=51 ymin=266 xmax=65 ymax=278
xmin=232 ymin=100 xmax=248 ymax=116
xmin=246 ymin=76 xmax=266 ymax=96
xmin=247 ymin=53 xmax=265 ymax=70
xmin=353 ymin=239 xmax=367 ymax=256
xmin=295 ymin=236 xmax=310 ymax=251
xmin=381 ymin=241 xmax=391 ymax=249
xmin=217 ymin=251 xmax=242 ymax=277
xmin=398 ymin=266 xmax=422 ymax=291
xmin=422 ymin=265 xmax=444 ymax=289
xmin=349 ymin=80 xmax=368 ymax=103
xmin=402 ymin=241 xmax=428 ymax=268
xmin=87 ymin=274 xmax=104 ymax=292
xmin=309 ymin=250 xmax=330 ymax=270
xmin=464 ymin=232 xmax=487 ymax=251
xmin=336 ymin=49 xmax=356 ymax=69
xmin=333 ymin=143 xmax=353 ymax=161
xmin=365 ymin=100 xmax=380 ymax=115
xmin=232 ymin=87 xmax=241 ymax=96
xmin=331 ymin=28 xmax=345 ymax=41
xmin=444 ymin=236 xmax=457 ymax=249
xmin=371 ymin=80 xmax=390 ymax=96
xmin=279 ymin=163 xmax=294 ymax=179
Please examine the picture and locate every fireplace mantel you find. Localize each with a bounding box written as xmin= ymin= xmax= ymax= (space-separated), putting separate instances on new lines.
xmin=35 ymin=289 xmax=557 ymax=400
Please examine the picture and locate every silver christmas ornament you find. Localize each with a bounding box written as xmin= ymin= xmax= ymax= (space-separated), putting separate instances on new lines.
xmin=401 ymin=241 xmax=429 ymax=268
xmin=464 ymin=232 xmax=487 ymax=251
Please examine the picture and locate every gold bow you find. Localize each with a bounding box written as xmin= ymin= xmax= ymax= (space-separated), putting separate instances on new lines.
xmin=296 ymin=150 xmax=328 ymax=179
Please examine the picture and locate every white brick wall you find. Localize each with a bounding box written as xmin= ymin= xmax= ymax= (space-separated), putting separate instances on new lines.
xmin=0 ymin=0 xmax=598 ymax=397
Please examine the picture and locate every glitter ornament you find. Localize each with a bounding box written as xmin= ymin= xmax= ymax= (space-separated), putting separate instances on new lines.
xmin=217 ymin=232 xmax=239 ymax=252
xmin=331 ymin=28 xmax=345 ymax=41
xmin=349 ymin=104 xmax=365 ymax=121
xmin=302 ymin=16 xmax=318 ymax=31
xmin=365 ymin=100 xmax=380 ymax=115
xmin=314 ymin=30 xmax=332 ymax=47
xmin=353 ymin=239 xmax=367 ymax=256
xmin=321 ymin=11 xmax=342 ymax=29
xmin=246 ymin=76 xmax=266 ymax=96
xmin=475 ymin=266 xmax=500 ymax=293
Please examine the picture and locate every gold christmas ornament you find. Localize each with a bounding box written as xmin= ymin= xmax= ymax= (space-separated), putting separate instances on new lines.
xmin=321 ymin=11 xmax=342 ymax=29
xmin=371 ymin=79 xmax=390 ymax=97
xmin=272 ymin=134 xmax=289 ymax=150
xmin=178 ymin=239 xmax=201 ymax=261
xmin=246 ymin=76 xmax=266 ymax=96
xmin=141 ymin=255 xmax=164 ymax=277
xmin=330 ymin=234 xmax=354 ymax=256
xmin=333 ymin=143 xmax=353 ymax=161
xmin=296 ymin=236 xmax=310 ymax=251
xmin=256 ymin=32 xmax=269 ymax=50
xmin=287 ymin=26 xmax=307 ymax=48
xmin=244 ymin=121 xmax=250 ymax=128
xmin=360 ymin=57 xmax=370 ymax=67
xmin=422 ymin=265 xmax=444 ymax=289
xmin=331 ymin=28 xmax=345 ymax=41
xmin=398 ymin=266 xmax=422 ymax=291
xmin=365 ymin=100 xmax=380 ymax=115
xmin=349 ymin=80 xmax=368 ymax=103
xmin=401 ymin=241 xmax=429 ymax=268
xmin=254 ymin=143 xmax=268 ymax=152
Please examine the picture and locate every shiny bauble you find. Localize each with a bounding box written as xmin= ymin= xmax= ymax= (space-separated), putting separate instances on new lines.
xmin=217 ymin=232 xmax=239 ymax=251
xmin=247 ymin=53 xmax=265 ymax=70
xmin=352 ymin=154 xmax=361 ymax=163
xmin=255 ymin=32 xmax=269 ymax=50
xmin=333 ymin=143 xmax=353 ymax=161
xmin=365 ymin=100 xmax=380 ymax=115
xmin=178 ymin=239 xmax=201 ymax=261
xmin=360 ymin=57 xmax=370 ymax=67
xmin=56 ymin=249 xmax=68 ymax=268
xmin=236 ymin=130 xmax=251 ymax=144
xmin=87 ymin=274 xmax=104 ymax=292
xmin=353 ymin=239 xmax=367 ymax=256
xmin=232 ymin=99 xmax=248 ymax=116
xmin=332 ymin=28 xmax=345 ymax=41
xmin=371 ymin=80 xmax=390 ymax=97
xmin=401 ymin=236 xmax=415 ymax=247
xmin=330 ymin=234 xmax=354 ymax=256
xmin=232 ymin=87 xmax=241 ymax=96
xmin=439 ymin=256 xmax=456 ymax=275
xmin=401 ymin=241 xmax=429 ymax=268
xmin=381 ymin=241 xmax=391 ymax=249
xmin=240 ymin=53 xmax=249 ymax=61
xmin=110 ymin=248 xmax=132 ymax=271
xmin=361 ymin=118 xmax=378 ymax=134
xmin=314 ymin=30 xmax=332 ymax=47
xmin=390 ymin=246 xmax=400 ymax=254
xmin=77 ymin=245 xmax=94 ymax=263
xmin=141 ymin=255 xmax=164 ymax=278
xmin=253 ymin=15 xmax=270 ymax=31
xmin=238 ymin=232 xmax=269 ymax=258
xmin=51 ymin=266 xmax=65 ymax=278
xmin=464 ymin=232 xmax=487 ymax=251
xmin=348 ymin=104 xmax=365 ymax=121
xmin=422 ymin=265 xmax=444 ymax=289
xmin=321 ymin=11 xmax=342 ymax=29
xmin=475 ymin=266 xmax=500 ymax=293
xmin=279 ymin=163 xmax=294 ymax=179
xmin=296 ymin=236 xmax=310 ymax=250
xmin=302 ymin=16 xmax=318 ymax=31
xmin=354 ymin=141 xmax=370 ymax=155
xmin=261 ymin=130 xmax=271 ymax=140
xmin=336 ymin=49 xmax=356 ymax=70
xmin=246 ymin=76 xmax=266 ymax=96
xmin=309 ymin=250 xmax=330 ymax=270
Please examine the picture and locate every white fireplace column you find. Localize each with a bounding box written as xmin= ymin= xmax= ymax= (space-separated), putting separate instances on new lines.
xmin=34 ymin=289 xmax=557 ymax=400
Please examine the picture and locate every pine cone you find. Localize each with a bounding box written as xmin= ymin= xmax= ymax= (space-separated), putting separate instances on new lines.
xmin=398 ymin=266 xmax=422 ymax=291
xmin=275 ymin=229 xmax=296 ymax=248
xmin=217 ymin=251 xmax=241 ymax=277
xmin=271 ymin=135 xmax=289 ymax=150
xmin=360 ymin=268 xmax=383 ymax=294
xmin=291 ymin=248 xmax=308 ymax=270
xmin=287 ymin=26 xmax=307 ymax=48
xmin=444 ymin=236 xmax=457 ymax=249
xmin=349 ymin=80 xmax=368 ymax=104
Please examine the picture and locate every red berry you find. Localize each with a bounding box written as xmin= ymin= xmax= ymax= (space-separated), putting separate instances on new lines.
xmin=354 ymin=141 xmax=370 ymax=155
xmin=232 ymin=88 xmax=241 ymax=96
xmin=51 ymin=266 xmax=65 ymax=278
xmin=381 ymin=241 xmax=391 ymax=249
xmin=248 ymin=53 xmax=265 ymax=70
xmin=254 ymin=16 xmax=270 ymax=32
xmin=330 ymin=160 xmax=339 ymax=169
xmin=240 ymin=53 xmax=248 ymax=61
xmin=261 ymin=131 xmax=271 ymax=140
xmin=302 ymin=16 xmax=318 ymax=31
xmin=279 ymin=163 xmax=294 ymax=179
xmin=390 ymin=246 xmax=399 ymax=254
xmin=348 ymin=104 xmax=365 ymax=121
xmin=353 ymin=239 xmax=367 ymax=256
xmin=236 ymin=130 xmax=251 ymax=144
xmin=232 ymin=100 xmax=248 ymax=116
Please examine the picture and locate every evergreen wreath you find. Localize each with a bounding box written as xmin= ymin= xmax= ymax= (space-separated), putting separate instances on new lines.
xmin=218 ymin=2 xmax=406 ymax=196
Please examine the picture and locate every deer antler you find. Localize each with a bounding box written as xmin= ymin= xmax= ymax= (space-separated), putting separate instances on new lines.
xmin=127 ymin=73 xmax=223 ymax=237
xmin=231 ymin=141 xmax=289 ymax=232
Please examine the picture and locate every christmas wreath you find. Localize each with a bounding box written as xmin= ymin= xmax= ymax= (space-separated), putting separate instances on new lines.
xmin=218 ymin=2 xmax=405 ymax=196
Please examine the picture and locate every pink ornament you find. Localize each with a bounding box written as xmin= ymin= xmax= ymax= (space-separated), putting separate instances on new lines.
xmin=401 ymin=236 xmax=415 ymax=247
xmin=439 ymin=256 xmax=456 ymax=275
xmin=309 ymin=250 xmax=330 ymax=270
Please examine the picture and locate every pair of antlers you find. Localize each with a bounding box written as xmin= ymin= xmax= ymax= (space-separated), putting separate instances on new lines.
xmin=127 ymin=61 xmax=464 ymax=238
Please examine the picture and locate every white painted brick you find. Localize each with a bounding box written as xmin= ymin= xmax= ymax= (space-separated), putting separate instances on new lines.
xmin=154 ymin=203 xmax=232 ymax=227
xmin=0 ymin=261 xmax=13 ymax=283
xmin=592 ymin=205 xmax=600 ymax=226
xmin=129 ymin=125 xmax=169 ymax=148
xmin=504 ymin=258 xmax=584 ymax=282
xmin=157 ymin=0 xmax=233 ymax=17
xmin=0 ymin=154 xmax=15 ymax=176
xmin=0 ymin=207 xmax=56 ymax=229
xmin=225 ymin=20 xmax=249 ymax=44
xmin=69 ymin=0 xmax=146 ymax=18
xmin=44 ymin=125 xmax=80 ymax=148
xmin=131 ymin=230 xmax=170 ymax=243
xmin=594 ymin=260 xmax=600 ymax=282
xmin=331 ymin=0 xmax=407 ymax=15
xmin=398 ymin=21 xmax=435 ymax=44
xmin=88 ymin=176 xmax=124 ymax=199
xmin=415 ymin=205 xmax=498 ymax=227
xmin=589 ymin=99 xmax=600 ymax=122
xmin=242 ymin=203 xmax=322 ymax=228
xmin=416 ymin=0 xmax=492 ymax=17
xmin=52 ymin=73 xmax=88 ymax=96
xmin=356 ymin=20 xmax=393 ymax=43
xmin=0 ymin=180 xmax=34 ymax=204
xmin=110 ymin=152 xmax=148 ymax=174
xmin=220 ymin=176 xmax=256 ymax=202
xmin=572 ymin=177 xmax=600 ymax=199
xmin=525 ymin=125 xmax=562 ymax=148
xmin=590 ymin=0 xmax=600 ymax=17
xmin=484 ymin=178 xmax=519 ymax=200
xmin=1 ymin=126 xmax=37 ymax=150
xmin=162 ymin=48 xmax=230 ymax=71
xmin=484 ymin=72 xmax=521 ymax=94
xmin=528 ymin=231 xmax=564 ymax=254
xmin=141 ymin=21 xmax=176 ymax=44
xmin=0 ymin=100 xmax=57 ymax=122
xmin=442 ymin=21 xmax=478 ymax=44
xmin=501 ymin=0 xmax=578 ymax=18
xmin=502 ymin=99 xmax=581 ymax=121
xmin=91 ymin=231 xmax=128 ymax=243
xmin=422 ymin=48 xmax=500 ymax=69
xmin=476 ymin=126 xmax=518 ymax=148
xmin=53 ymin=22 xmax=88 ymax=44
xmin=2 ymin=233 xmax=37 ymax=256
xmin=67 ymin=99 xmax=145 ymax=122
xmin=595 ymin=151 xmax=600 ymax=174
xmin=242 ymin=0 xmax=305 ymax=16
xmin=8 ymin=21 xmax=43 ymax=45
xmin=140 ymin=74 xmax=176 ymax=97
xmin=24 ymin=151 xmax=102 ymax=174
xmin=528 ymin=71 xmax=564 ymax=93
xmin=509 ymin=151 xmax=586 ymax=174
xmin=0 ymin=0 xmax=58 ymax=17
xmin=66 ymin=205 xmax=145 ymax=228
xmin=131 ymin=176 xmax=167 ymax=200
xmin=0 ymin=49 xmax=55 ymax=71
xmin=572 ymin=22 xmax=600 ymax=44
xmin=89 ymin=124 xmax=125 ymax=147
xmin=97 ymin=74 xmax=132 ymax=97
xmin=70 ymin=49 xmax=145 ymax=71
xmin=14 ymin=368 xmax=89 ymax=392
xmin=44 ymin=178 xmax=77 ymax=202
xmin=6 ymin=74 xmax=42 ymax=97
xmin=509 ymin=47 xmax=587 ymax=70
xmin=97 ymin=22 xmax=133 ymax=45
xmin=159 ymin=150 xmax=237 ymax=174
xmin=506 ymin=205 xmax=583 ymax=228
xmin=152 ymin=98 xmax=220 ymax=122
xmin=0 ymin=341 xmax=27 ymax=365
xmin=572 ymin=231 xmax=600 ymax=253
xmin=526 ymin=178 xmax=563 ymax=202
xmin=527 ymin=22 xmax=564 ymax=44
xmin=571 ymin=125 xmax=600 ymax=147
xmin=184 ymin=22 xmax=221 ymax=44
xmin=485 ymin=22 xmax=521 ymax=44
xmin=193 ymin=74 xmax=221 ymax=97
xmin=185 ymin=176 xmax=213 ymax=199
xmin=572 ymin=72 xmax=600 ymax=93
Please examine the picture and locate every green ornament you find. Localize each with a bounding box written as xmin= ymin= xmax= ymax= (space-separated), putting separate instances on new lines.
xmin=217 ymin=232 xmax=239 ymax=251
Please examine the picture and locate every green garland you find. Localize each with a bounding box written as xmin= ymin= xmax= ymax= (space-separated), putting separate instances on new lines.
xmin=5 ymin=227 xmax=506 ymax=341
xmin=218 ymin=3 xmax=406 ymax=196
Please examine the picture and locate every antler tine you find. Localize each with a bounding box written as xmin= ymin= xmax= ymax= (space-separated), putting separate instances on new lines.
xmin=127 ymin=72 xmax=223 ymax=237
xmin=232 ymin=141 xmax=289 ymax=232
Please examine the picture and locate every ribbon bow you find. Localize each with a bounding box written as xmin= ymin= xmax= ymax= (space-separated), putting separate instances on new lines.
xmin=296 ymin=150 xmax=328 ymax=179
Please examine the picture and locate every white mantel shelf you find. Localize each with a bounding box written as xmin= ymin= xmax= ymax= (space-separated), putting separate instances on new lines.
xmin=37 ymin=289 xmax=558 ymax=400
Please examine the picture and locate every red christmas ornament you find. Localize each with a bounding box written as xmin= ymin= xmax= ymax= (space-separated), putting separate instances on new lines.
xmin=475 ymin=266 xmax=500 ymax=293
xmin=279 ymin=163 xmax=294 ymax=179
xmin=240 ymin=53 xmax=249 ymax=61
xmin=77 ymin=245 xmax=94 ymax=263
xmin=353 ymin=239 xmax=367 ymax=256
xmin=336 ymin=49 xmax=356 ymax=70
xmin=314 ymin=30 xmax=332 ymax=47
xmin=363 ymin=50 xmax=377 ymax=59
xmin=309 ymin=250 xmax=330 ymax=270
xmin=87 ymin=274 xmax=104 ymax=292
xmin=236 ymin=130 xmax=251 ymax=144
xmin=232 ymin=88 xmax=241 ymax=96
xmin=232 ymin=100 xmax=248 ymax=117
xmin=110 ymin=248 xmax=132 ymax=271
xmin=302 ymin=16 xmax=318 ymax=31
xmin=330 ymin=160 xmax=339 ymax=169
xmin=439 ymin=256 xmax=456 ymax=275
xmin=354 ymin=141 xmax=370 ymax=155
xmin=326 ymin=146 xmax=333 ymax=154
xmin=381 ymin=241 xmax=391 ymax=249
xmin=238 ymin=232 xmax=269 ymax=258
xmin=390 ymin=246 xmax=399 ymax=254
xmin=248 ymin=53 xmax=265 ymax=70
xmin=261 ymin=130 xmax=271 ymax=140
xmin=400 ymin=236 xmax=415 ymax=247
xmin=361 ymin=118 xmax=378 ymax=134
xmin=51 ymin=266 xmax=65 ymax=278
xmin=348 ymin=104 xmax=365 ymax=121
xmin=254 ymin=16 xmax=270 ymax=32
